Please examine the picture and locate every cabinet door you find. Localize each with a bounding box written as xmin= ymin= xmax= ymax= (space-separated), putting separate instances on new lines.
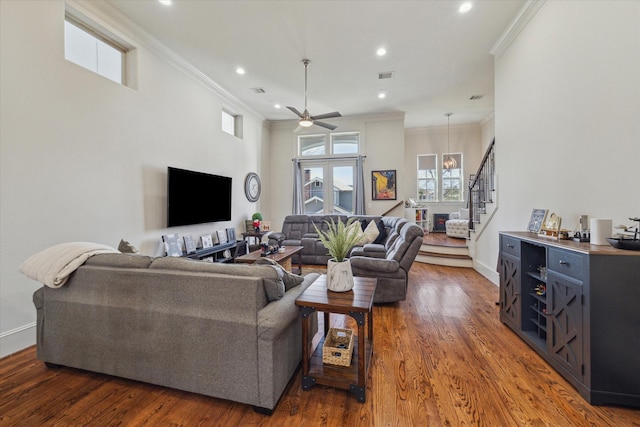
xmin=499 ymin=252 xmax=521 ymax=329
xmin=547 ymin=271 xmax=583 ymax=380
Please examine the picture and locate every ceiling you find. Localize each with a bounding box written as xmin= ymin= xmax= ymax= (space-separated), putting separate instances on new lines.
xmin=106 ymin=0 xmax=525 ymax=129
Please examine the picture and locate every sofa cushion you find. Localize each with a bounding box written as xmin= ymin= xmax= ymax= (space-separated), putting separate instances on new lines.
xmin=84 ymin=253 xmax=154 ymax=269
xmin=459 ymin=208 xmax=470 ymax=220
xmin=149 ymin=257 xmax=285 ymax=302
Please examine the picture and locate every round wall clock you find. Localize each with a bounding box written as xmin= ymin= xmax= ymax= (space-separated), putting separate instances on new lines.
xmin=244 ymin=172 xmax=261 ymax=202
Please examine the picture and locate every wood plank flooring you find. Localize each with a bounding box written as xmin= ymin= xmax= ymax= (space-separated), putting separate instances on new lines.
xmin=1 ymin=263 xmax=639 ymax=426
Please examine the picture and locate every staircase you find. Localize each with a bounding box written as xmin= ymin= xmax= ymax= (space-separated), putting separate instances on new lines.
xmin=416 ymin=234 xmax=473 ymax=268
xmin=415 ymin=139 xmax=497 ymax=269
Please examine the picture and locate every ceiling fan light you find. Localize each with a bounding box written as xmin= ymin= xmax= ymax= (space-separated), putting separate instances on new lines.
xmin=299 ymin=118 xmax=313 ymax=127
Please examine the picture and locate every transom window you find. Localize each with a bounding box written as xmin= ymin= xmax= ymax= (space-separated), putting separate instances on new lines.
xmin=64 ymin=15 xmax=127 ymax=85
xmin=298 ymin=132 xmax=360 ymax=157
xmin=221 ymin=109 xmax=243 ymax=138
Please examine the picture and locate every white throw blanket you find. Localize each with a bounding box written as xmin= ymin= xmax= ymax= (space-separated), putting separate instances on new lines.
xmin=20 ymin=242 xmax=119 ymax=288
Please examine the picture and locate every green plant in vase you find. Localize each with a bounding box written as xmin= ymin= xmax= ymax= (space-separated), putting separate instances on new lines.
xmin=314 ymin=218 xmax=362 ymax=292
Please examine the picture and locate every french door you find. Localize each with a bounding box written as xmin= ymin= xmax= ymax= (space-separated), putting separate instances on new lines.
xmin=299 ymin=159 xmax=356 ymax=215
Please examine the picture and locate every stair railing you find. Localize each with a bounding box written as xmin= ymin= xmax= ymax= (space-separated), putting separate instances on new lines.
xmin=381 ymin=200 xmax=404 ymax=217
xmin=468 ymin=138 xmax=495 ymax=231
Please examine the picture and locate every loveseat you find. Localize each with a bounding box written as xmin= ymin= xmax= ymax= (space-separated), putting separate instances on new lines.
xmin=27 ymin=251 xmax=319 ymax=414
xmin=269 ymin=215 xmax=424 ymax=303
xmin=350 ymin=217 xmax=424 ymax=303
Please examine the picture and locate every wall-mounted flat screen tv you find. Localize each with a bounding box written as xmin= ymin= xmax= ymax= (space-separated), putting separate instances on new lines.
xmin=167 ymin=166 xmax=232 ymax=227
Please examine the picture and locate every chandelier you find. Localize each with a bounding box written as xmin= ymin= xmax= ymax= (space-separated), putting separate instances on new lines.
xmin=443 ymin=113 xmax=456 ymax=171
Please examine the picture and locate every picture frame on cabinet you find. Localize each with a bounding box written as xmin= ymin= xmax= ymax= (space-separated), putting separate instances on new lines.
xmin=527 ymin=208 xmax=548 ymax=233
xmin=183 ymin=235 xmax=196 ymax=254
xmin=201 ymin=234 xmax=213 ymax=249
xmin=162 ymin=233 xmax=183 ymax=257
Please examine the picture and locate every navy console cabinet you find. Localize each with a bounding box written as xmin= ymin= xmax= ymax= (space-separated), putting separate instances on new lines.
xmin=498 ymin=232 xmax=640 ymax=407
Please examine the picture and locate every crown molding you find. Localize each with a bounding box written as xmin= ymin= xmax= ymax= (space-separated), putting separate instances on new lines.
xmin=490 ymin=0 xmax=546 ymax=58
xmin=68 ymin=1 xmax=264 ymax=121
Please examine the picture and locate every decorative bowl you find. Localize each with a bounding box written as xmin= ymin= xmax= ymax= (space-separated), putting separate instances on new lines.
xmin=606 ymin=237 xmax=640 ymax=251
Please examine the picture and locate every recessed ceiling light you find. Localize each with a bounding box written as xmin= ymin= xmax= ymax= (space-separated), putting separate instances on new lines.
xmin=378 ymin=91 xmax=386 ymax=99
xmin=158 ymin=0 xmax=172 ymax=5
xmin=236 ymin=67 xmax=245 ymax=75
xmin=459 ymin=2 xmax=472 ymax=13
xmin=376 ymin=47 xmax=387 ymax=57
xmin=274 ymin=103 xmax=281 ymax=109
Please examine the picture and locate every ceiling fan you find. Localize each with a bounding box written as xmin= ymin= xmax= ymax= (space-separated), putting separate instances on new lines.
xmin=287 ymin=59 xmax=341 ymax=131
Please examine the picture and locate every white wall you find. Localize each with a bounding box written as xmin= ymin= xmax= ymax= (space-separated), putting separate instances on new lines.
xmin=0 ymin=1 xmax=267 ymax=356
xmin=268 ymin=113 xmax=406 ymax=228
xmin=474 ymin=0 xmax=640 ymax=283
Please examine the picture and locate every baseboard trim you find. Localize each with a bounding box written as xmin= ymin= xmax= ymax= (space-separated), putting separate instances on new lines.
xmin=473 ymin=260 xmax=499 ymax=286
xmin=0 ymin=323 xmax=36 ymax=358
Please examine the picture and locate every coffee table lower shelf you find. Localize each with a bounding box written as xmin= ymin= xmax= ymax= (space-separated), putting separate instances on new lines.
xmin=303 ymin=335 xmax=373 ymax=401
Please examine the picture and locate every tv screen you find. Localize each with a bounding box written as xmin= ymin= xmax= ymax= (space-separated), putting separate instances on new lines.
xmin=167 ymin=167 xmax=232 ymax=227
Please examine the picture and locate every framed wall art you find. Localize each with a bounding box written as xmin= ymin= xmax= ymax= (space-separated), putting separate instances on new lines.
xmin=372 ymin=170 xmax=397 ymax=200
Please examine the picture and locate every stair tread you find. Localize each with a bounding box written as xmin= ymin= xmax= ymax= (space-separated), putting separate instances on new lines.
xmin=419 ymin=250 xmax=472 ymax=260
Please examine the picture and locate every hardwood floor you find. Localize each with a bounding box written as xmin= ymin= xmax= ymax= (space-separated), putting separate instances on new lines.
xmin=2 ymin=263 xmax=639 ymax=426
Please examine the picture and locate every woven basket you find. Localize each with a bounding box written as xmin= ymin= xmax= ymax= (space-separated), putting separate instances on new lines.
xmin=323 ymin=328 xmax=354 ymax=366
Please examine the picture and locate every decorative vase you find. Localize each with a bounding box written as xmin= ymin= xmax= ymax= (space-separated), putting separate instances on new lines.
xmin=326 ymin=259 xmax=354 ymax=292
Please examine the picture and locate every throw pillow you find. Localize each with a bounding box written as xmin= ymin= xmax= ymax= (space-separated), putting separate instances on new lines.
xmin=372 ymin=220 xmax=388 ymax=244
xmin=253 ymin=258 xmax=304 ymax=291
xmin=262 ymin=265 xmax=285 ymax=301
xmin=118 ymin=239 xmax=138 ymax=254
xmin=459 ymin=208 xmax=470 ymax=220
xmin=345 ymin=220 xmax=364 ymax=242
xmin=362 ymin=220 xmax=380 ymax=244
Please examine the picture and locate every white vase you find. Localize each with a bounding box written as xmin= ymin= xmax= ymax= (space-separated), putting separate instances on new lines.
xmin=326 ymin=259 xmax=354 ymax=292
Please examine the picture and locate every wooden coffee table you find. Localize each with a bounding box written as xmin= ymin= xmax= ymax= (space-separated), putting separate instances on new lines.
xmin=234 ymin=245 xmax=303 ymax=274
xmin=295 ymin=274 xmax=377 ymax=403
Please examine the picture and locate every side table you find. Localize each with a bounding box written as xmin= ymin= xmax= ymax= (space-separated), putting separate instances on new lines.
xmin=295 ymin=275 xmax=376 ymax=402
xmin=241 ymin=231 xmax=268 ymax=245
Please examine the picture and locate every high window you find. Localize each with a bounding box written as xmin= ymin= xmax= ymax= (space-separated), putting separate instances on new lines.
xmin=417 ymin=154 xmax=437 ymax=201
xmin=416 ymin=153 xmax=463 ymax=201
xmin=64 ymin=15 xmax=127 ymax=85
xmin=442 ymin=153 xmax=463 ymax=201
xmin=221 ymin=110 xmax=243 ymax=138
xmin=296 ymin=132 xmax=361 ymax=214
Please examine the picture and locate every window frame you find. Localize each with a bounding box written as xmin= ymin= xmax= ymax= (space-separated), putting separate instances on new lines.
xmin=441 ymin=153 xmax=464 ymax=202
xmin=221 ymin=109 xmax=243 ymax=139
xmin=417 ymin=154 xmax=438 ymax=202
xmin=64 ymin=13 xmax=128 ymax=85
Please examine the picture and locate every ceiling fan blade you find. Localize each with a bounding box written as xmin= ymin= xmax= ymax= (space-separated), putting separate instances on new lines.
xmin=310 ymin=111 xmax=342 ymax=120
xmin=314 ymin=121 xmax=338 ymax=131
xmin=286 ymin=106 xmax=304 ymax=118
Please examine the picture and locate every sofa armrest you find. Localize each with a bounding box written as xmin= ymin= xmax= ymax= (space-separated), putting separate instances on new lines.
xmin=350 ymin=256 xmax=400 ymax=274
xmin=268 ymin=232 xmax=286 ymax=246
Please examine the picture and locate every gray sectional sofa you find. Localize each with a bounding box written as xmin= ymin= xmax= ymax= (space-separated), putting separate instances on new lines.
xmin=269 ymin=215 xmax=424 ymax=303
xmin=31 ymin=253 xmax=319 ymax=414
